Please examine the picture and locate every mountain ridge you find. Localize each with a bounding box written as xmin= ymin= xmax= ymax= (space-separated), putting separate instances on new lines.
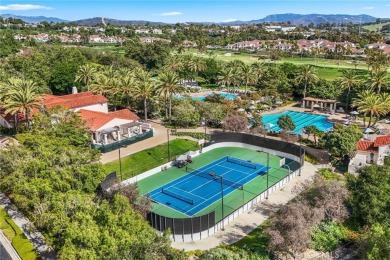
xmin=0 ymin=13 xmax=379 ymax=26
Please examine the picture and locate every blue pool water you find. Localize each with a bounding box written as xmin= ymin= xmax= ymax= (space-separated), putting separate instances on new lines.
xmin=262 ymin=111 xmax=333 ymax=135
xmin=175 ymin=93 xmax=236 ymax=101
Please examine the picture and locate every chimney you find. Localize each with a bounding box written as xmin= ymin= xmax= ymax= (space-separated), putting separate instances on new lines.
xmin=71 ymin=86 xmax=78 ymax=94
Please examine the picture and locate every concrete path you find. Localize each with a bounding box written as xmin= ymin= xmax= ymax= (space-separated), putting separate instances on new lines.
xmin=0 ymin=231 xmax=19 ymax=260
xmin=172 ymin=162 xmax=318 ymax=251
xmin=0 ymin=193 xmax=57 ymax=259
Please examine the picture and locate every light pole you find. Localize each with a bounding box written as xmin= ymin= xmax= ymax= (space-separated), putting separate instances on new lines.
xmin=209 ymin=173 xmax=224 ymax=231
xmin=167 ymin=129 xmax=171 ymax=161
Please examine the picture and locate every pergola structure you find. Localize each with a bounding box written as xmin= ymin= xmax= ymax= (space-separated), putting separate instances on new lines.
xmin=302 ymin=97 xmax=339 ymax=111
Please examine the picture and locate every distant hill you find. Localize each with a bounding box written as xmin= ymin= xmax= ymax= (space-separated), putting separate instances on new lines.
xmin=225 ymin=13 xmax=377 ymax=25
xmin=73 ymin=17 xmax=166 ymax=26
xmin=1 ymin=14 xmax=68 ymax=23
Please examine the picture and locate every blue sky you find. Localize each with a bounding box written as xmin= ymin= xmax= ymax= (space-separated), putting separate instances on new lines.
xmin=0 ymin=1 xmax=389 ymax=22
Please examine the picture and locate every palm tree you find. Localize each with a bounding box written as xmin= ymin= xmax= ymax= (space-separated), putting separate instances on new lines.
xmin=188 ymin=57 xmax=206 ymax=82
xmin=2 ymin=78 xmax=41 ymax=131
xmin=340 ymin=70 xmax=361 ymax=112
xmin=352 ymin=90 xmax=390 ymax=127
xmin=370 ymin=68 xmax=389 ymax=93
xmin=75 ymin=64 xmax=98 ymax=91
xmin=133 ymin=70 xmax=157 ymax=122
xmin=157 ymin=72 xmax=183 ymax=119
xmin=295 ymin=65 xmax=319 ymax=107
xmin=118 ymin=74 xmax=136 ymax=108
xmin=90 ymin=75 xmax=111 ymax=97
xmin=240 ymin=64 xmax=256 ymax=94
xmin=217 ymin=68 xmax=234 ymax=93
xmin=164 ymin=55 xmax=184 ymax=73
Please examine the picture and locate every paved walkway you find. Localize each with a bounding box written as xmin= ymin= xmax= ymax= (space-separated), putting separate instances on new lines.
xmin=172 ymin=162 xmax=318 ymax=251
xmin=0 ymin=231 xmax=19 ymax=260
xmin=0 ymin=193 xmax=57 ymax=260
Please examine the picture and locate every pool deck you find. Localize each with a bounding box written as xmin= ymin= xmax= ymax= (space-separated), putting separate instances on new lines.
xmin=172 ymin=161 xmax=318 ymax=251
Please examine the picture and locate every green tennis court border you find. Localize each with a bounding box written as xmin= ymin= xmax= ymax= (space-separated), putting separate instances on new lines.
xmin=138 ymin=147 xmax=300 ymax=221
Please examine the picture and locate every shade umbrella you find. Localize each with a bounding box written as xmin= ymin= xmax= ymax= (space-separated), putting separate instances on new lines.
xmin=350 ymin=111 xmax=359 ymax=115
xmin=364 ymin=128 xmax=374 ymax=134
xmin=237 ymin=108 xmax=245 ymax=112
xmin=275 ymin=101 xmax=283 ymax=105
xmin=312 ymin=104 xmax=320 ymax=108
xmin=379 ymin=119 xmax=390 ymax=124
xmin=375 ymin=125 xmax=384 ymax=130
xmin=262 ymin=104 xmax=269 ymax=108
xmin=265 ymin=123 xmax=275 ymax=128
xmin=249 ymin=105 xmax=256 ymax=110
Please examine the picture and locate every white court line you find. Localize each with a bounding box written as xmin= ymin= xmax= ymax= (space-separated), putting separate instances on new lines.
xmin=151 ymin=193 xmax=192 ymax=217
xmin=217 ymin=164 xmax=252 ymax=176
xmin=171 ymin=186 xmax=207 ymax=200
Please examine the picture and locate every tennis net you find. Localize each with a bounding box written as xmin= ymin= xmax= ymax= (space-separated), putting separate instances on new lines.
xmin=185 ymin=166 xmax=243 ymax=190
xmin=162 ymin=188 xmax=194 ymax=205
xmin=226 ymin=156 xmax=257 ymax=169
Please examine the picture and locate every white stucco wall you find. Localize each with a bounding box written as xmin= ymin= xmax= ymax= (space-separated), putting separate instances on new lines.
xmin=377 ymin=145 xmax=390 ymax=165
xmin=96 ymin=118 xmax=134 ymax=131
xmin=72 ymin=103 xmax=108 ymax=113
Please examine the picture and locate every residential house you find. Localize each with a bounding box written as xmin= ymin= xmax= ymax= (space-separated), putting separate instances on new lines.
xmin=41 ymin=91 xmax=153 ymax=151
xmin=152 ymin=29 xmax=163 ymax=34
xmin=348 ymin=135 xmax=390 ymax=173
xmin=135 ymin=29 xmax=150 ymax=34
xmin=140 ymin=37 xmax=171 ymax=44
xmin=89 ymin=35 xmax=104 ymax=43
xmin=182 ymin=40 xmax=197 ymax=47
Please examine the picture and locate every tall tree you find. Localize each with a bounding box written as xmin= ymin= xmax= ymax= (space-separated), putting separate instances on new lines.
xmin=75 ymin=64 xmax=98 ymax=91
xmin=157 ymin=71 xmax=183 ymax=119
xmin=295 ymin=65 xmax=318 ymax=107
xmin=217 ymin=68 xmax=234 ymax=93
xmin=340 ymin=70 xmax=361 ymax=112
xmin=370 ymin=67 xmax=389 ymax=93
xmin=134 ymin=70 xmax=156 ymax=121
xmin=240 ymin=63 xmax=255 ymax=94
xmin=2 ymin=78 xmax=41 ymax=130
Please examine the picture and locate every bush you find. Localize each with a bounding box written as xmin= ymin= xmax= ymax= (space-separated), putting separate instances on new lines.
xmin=311 ymin=222 xmax=343 ymax=252
xmin=305 ymin=153 xmax=320 ymax=164
xmin=318 ymin=168 xmax=346 ymax=181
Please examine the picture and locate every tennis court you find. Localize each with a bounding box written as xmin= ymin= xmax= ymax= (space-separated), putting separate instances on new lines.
xmin=147 ymin=156 xmax=270 ymax=216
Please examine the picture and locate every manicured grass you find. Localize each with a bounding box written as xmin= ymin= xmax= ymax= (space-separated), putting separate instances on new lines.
xmin=363 ymin=22 xmax=390 ymax=32
xmin=0 ymin=207 xmax=38 ymax=260
xmin=103 ymin=139 xmax=199 ymax=180
xmin=228 ymin=220 xmax=270 ymax=258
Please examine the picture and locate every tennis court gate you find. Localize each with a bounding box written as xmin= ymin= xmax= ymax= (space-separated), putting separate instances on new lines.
xmin=147 ymin=211 xmax=216 ymax=241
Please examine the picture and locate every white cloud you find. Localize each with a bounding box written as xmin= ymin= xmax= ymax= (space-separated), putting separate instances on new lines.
xmin=362 ymin=6 xmax=375 ymax=10
xmin=159 ymin=12 xmax=182 ymax=16
xmin=0 ymin=4 xmax=52 ymax=11
xmin=223 ymin=19 xmax=238 ymax=22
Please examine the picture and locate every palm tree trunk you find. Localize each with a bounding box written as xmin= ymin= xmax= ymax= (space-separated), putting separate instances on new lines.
xmin=245 ymin=83 xmax=248 ymax=94
xmin=26 ymin=109 xmax=30 ymax=130
xmin=363 ymin=113 xmax=366 ymax=127
xmin=302 ymin=82 xmax=307 ymax=108
xmin=14 ymin=113 xmax=18 ymax=133
xmin=368 ymin=113 xmax=373 ymax=128
xmin=346 ymin=87 xmax=351 ymax=112
xmin=144 ymin=98 xmax=147 ymax=122
xmin=169 ymin=92 xmax=173 ymax=119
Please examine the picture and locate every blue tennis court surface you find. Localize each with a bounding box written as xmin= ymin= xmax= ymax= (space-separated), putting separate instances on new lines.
xmin=147 ymin=156 xmax=270 ymax=216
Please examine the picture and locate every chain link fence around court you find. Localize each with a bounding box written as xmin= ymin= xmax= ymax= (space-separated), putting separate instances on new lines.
xmin=147 ymin=132 xmax=304 ymax=241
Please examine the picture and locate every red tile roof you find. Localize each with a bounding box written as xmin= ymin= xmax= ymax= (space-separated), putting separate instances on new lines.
xmin=374 ymin=135 xmax=390 ymax=147
xmin=356 ymin=140 xmax=377 ymax=152
xmin=42 ymin=92 xmax=108 ymax=109
xmin=78 ymin=109 xmax=139 ymax=131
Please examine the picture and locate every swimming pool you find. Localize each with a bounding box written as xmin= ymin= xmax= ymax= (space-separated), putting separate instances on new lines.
xmin=262 ymin=111 xmax=333 ymax=134
xmin=175 ymin=93 xmax=236 ymax=101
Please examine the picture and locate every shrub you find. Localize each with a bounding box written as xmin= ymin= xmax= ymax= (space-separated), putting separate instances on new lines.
xmin=171 ymin=132 xmax=210 ymax=140
xmin=311 ymin=222 xmax=343 ymax=252
xmin=318 ymin=168 xmax=346 ymax=181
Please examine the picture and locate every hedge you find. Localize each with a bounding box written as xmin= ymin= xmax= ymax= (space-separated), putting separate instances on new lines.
xmin=0 ymin=207 xmax=38 ymax=260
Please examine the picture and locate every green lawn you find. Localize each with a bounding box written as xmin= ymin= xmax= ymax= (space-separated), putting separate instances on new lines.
xmin=103 ymin=139 xmax=199 ymax=180
xmin=363 ymin=22 xmax=390 ymax=32
xmin=0 ymin=207 xmax=38 ymax=260
xmin=228 ymin=220 xmax=270 ymax=258
xmin=138 ymin=147 xmax=300 ymax=221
